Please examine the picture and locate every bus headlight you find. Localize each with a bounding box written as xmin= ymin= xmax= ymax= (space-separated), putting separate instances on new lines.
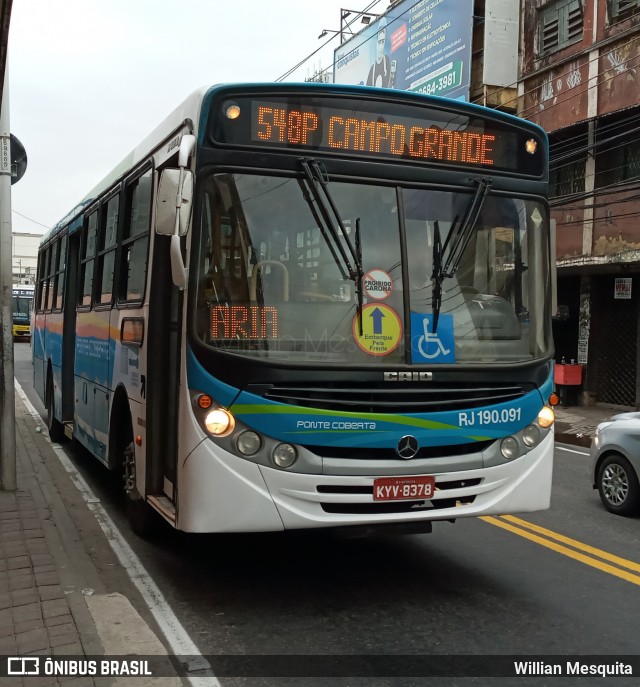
xmin=237 ymin=430 xmax=261 ymax=456
xmin=522 ymin=424 xmax=541 ymax=447
xmin=272 ymin=443 xmax=297 ymax=468
xmin=204 ymin=408 xmax=235 ymax=437
xmin=500 ymin=436 xmax=520 ymax=461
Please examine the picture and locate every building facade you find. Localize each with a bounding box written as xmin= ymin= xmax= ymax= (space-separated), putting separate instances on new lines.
xmin=328 ymin=0 xmax=520 ymax=107
xmin=519 ymin=0 xmax=640 ymax=407
xmin=12 ymin=231 xmax=41 ymax=284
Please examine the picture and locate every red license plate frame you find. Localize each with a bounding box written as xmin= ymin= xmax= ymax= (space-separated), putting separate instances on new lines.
xmin=373 ymin=475 xmax=436 ymax=502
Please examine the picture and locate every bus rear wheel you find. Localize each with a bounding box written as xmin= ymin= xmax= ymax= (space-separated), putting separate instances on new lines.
xmin=122 ymin=439 xmax=158 ymax=538
xmin=46 ymin=375 xmax=65 ymax=443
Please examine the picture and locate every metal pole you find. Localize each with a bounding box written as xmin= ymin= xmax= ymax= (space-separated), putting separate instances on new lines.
xmin=0 ymin=57 xmax=16 ymax=491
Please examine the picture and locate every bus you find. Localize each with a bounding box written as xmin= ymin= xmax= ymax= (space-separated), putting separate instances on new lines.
xmin=33 ymin=83 xmax=555 ymax=537
xmin=12 ymin=284 xmax=34 ymax=340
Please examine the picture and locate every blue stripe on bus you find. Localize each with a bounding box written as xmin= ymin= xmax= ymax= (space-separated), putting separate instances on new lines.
xmin=186 ymin=344 xmax=554 ymax=448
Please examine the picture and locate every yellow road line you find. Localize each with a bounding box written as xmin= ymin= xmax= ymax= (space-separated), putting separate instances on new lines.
xmin=481 ymin=515 xmax=640 ymax=587
xmin=500 ymin=514 xmax=640 ymax=573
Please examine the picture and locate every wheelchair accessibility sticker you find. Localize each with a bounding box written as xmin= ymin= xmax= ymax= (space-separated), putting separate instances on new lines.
xmin=411 ymin=313 xmax=456 ymax=363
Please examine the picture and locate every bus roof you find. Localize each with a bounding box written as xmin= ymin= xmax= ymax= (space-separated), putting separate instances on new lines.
xmin=41 ymin=82 xmax=547 ymax=247
xmin=42 ymin=84 xmax=212 ymax=246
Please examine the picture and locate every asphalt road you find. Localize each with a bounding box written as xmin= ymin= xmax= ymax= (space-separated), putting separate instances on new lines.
xmin=13 ymin=342 xmax=640 ymax=686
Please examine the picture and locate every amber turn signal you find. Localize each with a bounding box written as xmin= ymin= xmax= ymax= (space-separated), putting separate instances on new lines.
xmin=197 ymin=394 xmax=213 ymax=409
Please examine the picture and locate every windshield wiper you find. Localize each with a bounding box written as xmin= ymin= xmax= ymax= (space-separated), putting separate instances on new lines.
xmin=431 ymin=178 xmax=492 ymax=332
xmin=299 ymin=157 xmax=364 ymax=332
xmin=431 ymin=220 xmax=443 ymax=333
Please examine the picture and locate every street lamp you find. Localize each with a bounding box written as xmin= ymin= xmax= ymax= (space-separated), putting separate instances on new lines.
xmin=318 ymin=7 xmax=381 ymax=44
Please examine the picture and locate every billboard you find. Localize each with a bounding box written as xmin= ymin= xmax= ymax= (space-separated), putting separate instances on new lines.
xmin=333 ymin=0 xmax=474 ymax=101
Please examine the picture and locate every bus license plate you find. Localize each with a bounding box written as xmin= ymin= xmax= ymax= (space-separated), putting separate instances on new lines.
xmin=373 ymin=476 xmax=435 ymax=501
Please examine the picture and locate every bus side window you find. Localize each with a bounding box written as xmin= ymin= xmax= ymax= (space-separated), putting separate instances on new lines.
xmin=38 ymin=246 xmax=50 ymax=312
xmin=46 ymin=240 xmax=59 ymax=311
xmin=79 ymin=211 xmax=98 ymax=308
xmin=53 ymin=234 xmax=67 ymax=310
xmin=119 ymin=168 xmax=152 ymax=303
xmin=96 ymin=193 xmax=119 ymax=305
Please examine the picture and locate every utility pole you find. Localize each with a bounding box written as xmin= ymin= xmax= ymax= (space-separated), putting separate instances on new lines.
xmin=0 ymin=57 xmax=16 ymax=491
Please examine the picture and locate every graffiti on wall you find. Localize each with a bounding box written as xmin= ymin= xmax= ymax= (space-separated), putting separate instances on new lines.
xmin=600 ymin=39 xmax=639 ymax=112
xmin=537 ymin=61 xmax=583 ymax=112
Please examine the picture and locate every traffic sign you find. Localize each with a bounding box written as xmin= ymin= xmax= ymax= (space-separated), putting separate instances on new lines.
xmin=10 ymin=134 xmax=27 ymax=185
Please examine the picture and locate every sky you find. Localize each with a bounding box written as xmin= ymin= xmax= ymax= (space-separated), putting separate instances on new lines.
xmin=8 ymin=0 xmax=388 ymax=234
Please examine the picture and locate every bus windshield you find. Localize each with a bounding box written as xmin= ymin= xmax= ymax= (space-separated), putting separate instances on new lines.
xmin=193 ymin=172 xmax=550 ymax=365
xmin=12 ymin=293 xmax=33 ymax=322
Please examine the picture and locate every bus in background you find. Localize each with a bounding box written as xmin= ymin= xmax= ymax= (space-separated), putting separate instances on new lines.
xmin=33 ymin=83 xmax=555 ymax=537
xmin=12 ymin=284 xmax=34 ymax=340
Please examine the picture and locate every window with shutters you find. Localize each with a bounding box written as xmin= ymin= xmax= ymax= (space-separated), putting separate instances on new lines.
xmin=610 ymin=0 xmax=640 ymax=22
xmin=538 ymin=0 xmax=583 ymax=54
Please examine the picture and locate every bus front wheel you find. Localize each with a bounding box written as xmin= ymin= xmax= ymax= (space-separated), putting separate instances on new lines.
xmin=122 ymin=439 xmax=158 ymax=538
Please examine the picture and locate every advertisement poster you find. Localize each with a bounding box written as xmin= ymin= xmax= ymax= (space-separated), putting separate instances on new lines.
xmin=333 ymin=0 xmax=474 ymax=101
xmin=614 ymin=277 xmax=632 ymax=299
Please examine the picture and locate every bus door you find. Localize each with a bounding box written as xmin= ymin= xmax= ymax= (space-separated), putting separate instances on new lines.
xmin=62 ymin=231 xmax=80 ymax=428
xmin=146 ymin=229 xmax=181 ymax=504
xmin=145 ymin=140 xmax=193 ymax=511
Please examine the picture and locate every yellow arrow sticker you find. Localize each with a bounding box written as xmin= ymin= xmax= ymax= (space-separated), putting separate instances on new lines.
xmin=353 ymin=303 xmax=403 ymax=357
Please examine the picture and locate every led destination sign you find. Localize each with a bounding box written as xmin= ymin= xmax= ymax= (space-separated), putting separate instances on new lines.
xmin=255 ymin=105 xmax=496 ymax=166
xmin=212 ymin=95 xmax=544 ymax=176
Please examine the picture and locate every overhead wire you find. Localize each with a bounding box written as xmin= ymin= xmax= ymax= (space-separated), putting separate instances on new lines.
xmin=12 ymin=210 xmax=50 ymax=231
xmin=24 ymin=6 xmax=637 ymax=235
xmin=270 ymin=2 xmax=640 ymax=249
xmin=549 ymin=111 xmax=640 ymax=163
xmin=271 ymin=0 xmax=640 ymax=120
xmin=274 ymin=0 xmax=640 ymax=233
xmin=275 ymin=0 xmax=384 ymax=83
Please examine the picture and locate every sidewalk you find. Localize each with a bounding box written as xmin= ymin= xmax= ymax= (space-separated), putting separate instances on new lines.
xmin=0 ymin=390 xmax=187 ymax=686
xmin=554 ymin=403 xmax=620 ymax=448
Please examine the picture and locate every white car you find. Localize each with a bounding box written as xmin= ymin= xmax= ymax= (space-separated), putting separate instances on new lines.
xmin=591 ymin=413 xmax=640 ymax=516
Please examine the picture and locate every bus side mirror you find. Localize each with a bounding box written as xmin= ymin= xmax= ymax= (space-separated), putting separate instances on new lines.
xmin=155 ymin=157 xmax=194 ymax=290
xmin=155 ymin=168 xmax=193 ymax=237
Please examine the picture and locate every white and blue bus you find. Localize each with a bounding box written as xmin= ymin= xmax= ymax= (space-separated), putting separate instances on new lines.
xmin=33 ymin=83 xmax=555 ymax=536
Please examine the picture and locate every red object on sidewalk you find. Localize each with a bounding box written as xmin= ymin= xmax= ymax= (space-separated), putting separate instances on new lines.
xmin=554 ymin=364 xmax=583 ymax=385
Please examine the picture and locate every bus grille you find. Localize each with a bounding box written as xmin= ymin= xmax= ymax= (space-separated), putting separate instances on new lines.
xmin=306 ymin=442 xmax=494 ymax=460
xmin=254 ymin=382 xmax=532 ymax=413
xmin=317 ymin=478 xmax=481 ymax=494
xmin=316 ymin=478 xmax=480 ymax=515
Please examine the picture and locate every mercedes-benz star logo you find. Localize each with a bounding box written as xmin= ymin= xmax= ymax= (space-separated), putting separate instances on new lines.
xmin=396 ymin=435 xmax=419 ymax=459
